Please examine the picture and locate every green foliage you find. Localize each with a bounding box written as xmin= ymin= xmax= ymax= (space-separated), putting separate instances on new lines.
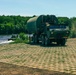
xmin=0 ymin=15 xmax=31 ymax=34
xmin=58 ymin=17 xmax=70 ymax=24
xmin=69 ymin=18 xmax=76 ymax=38
xmin=0 ymin=15 xmax=76 ymax=38
xmin=19 ymin=33 xmax=26 ymax=40
xmin=14 ymin=33 xmax=29 ymax=43
xmin=70 ymin=31 xmax=76 ymax=38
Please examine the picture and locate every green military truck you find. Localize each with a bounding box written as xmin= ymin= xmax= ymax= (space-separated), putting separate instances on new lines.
xmin=26 ymin=15 xmax=70 ymax=46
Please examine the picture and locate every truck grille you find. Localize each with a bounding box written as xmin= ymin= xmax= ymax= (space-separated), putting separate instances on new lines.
xmin=57 ymin=33 xmax=62 ymax=38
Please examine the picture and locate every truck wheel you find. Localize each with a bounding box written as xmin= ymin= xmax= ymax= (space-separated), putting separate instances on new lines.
xmin=61 ymin=39 xmax=66 ymax=46
xmin=57 ymin=41 xmax=60 ymax=45
xmin=29 ymin=36 xmax=32 ymax=43
xmin=32 ymin=35 xmax=35 ymax=43
xmin=34 ymin=35 xmax=39 ymax=44
xmin=45 ymin=36 xmax=49 ymax=46
xmin=41 ymin=36 xmax=45 ymax=45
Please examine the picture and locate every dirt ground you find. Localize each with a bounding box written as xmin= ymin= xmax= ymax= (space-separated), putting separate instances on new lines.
xmin=0 ymin=38 xmax=76 ymax=75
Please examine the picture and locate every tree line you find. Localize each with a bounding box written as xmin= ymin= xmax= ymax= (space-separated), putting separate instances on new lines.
xmin=0 ymin=15 xmax=76 ymax=38
xmin=0 ymin=15 xmax=31 ymax=34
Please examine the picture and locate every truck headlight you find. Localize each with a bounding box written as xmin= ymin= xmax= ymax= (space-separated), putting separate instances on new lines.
xmin=51 ymin=32 xmax=54 ymax=34
xmin=66 ymin=31 xmax=69 ymax=34
xmin=66 ymin=26 xmax=69 ymax=30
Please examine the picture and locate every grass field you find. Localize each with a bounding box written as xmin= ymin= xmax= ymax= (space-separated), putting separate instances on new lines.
xmin=0 ymin=38 xmax=76 ymax=75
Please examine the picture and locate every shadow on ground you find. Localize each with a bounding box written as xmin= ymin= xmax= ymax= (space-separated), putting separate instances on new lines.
xmin=28 ymin=42 xmax=67 ymax=48
xmin=0 ymin=62 xmax=74 ymax=75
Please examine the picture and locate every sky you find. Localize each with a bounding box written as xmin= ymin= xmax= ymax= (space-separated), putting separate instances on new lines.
xmin=0 ymin=0 xmax=76 ymax=18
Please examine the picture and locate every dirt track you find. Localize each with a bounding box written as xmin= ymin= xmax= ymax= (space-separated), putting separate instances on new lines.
xmin=0 ymin=38 xmax=76 ymax=75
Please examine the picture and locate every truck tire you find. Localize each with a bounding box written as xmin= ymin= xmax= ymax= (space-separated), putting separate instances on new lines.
xmin=57 ymin=41 xmax=60 ymax=45
xmin=45 ymin=36 xmax=49 ymax=46
xmin=34 ymin=35 xmax=39 ymax=44
xmin=32 ymin=35 xmax=35 ymax=43
xmin=41 ymin=35 xmax=45 ymax=45
xmin=61 ymin=39 xmax=66 ymax=46
xmin=29 ymin=36 xmax=32 ymax=43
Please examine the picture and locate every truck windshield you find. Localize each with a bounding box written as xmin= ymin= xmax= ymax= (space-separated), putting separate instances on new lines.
xmin=50 ymin=25 xmax=66 ymax=29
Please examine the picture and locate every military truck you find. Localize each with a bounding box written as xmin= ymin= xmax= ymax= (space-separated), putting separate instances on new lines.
xmin=26 ymin=15 xmax=70 ymax=46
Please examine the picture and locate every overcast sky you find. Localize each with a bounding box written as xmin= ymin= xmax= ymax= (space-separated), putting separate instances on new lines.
xmin=0 ymin=0 xmax=76 ymax=17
